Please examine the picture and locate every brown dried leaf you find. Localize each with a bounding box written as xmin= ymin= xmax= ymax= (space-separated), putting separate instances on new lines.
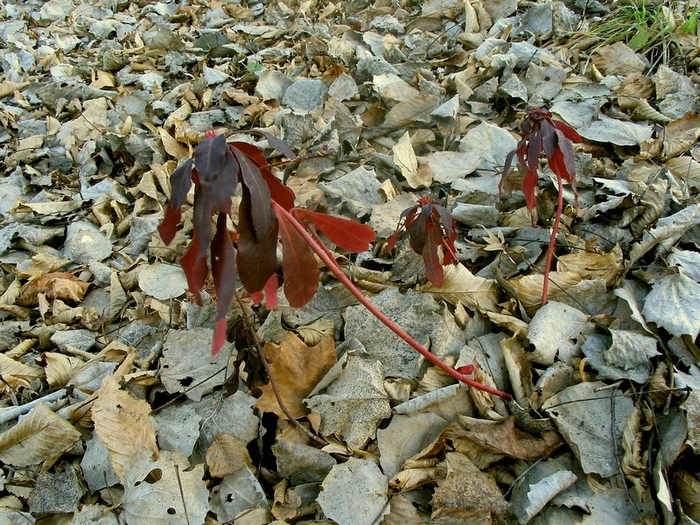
xmin=206 ymin=434 xmax=252 ymax=478
xmin=0 ymin=353 xmax=44 ymax=390
xmin=454 ymin=416 xmax=561 ymax=461
xmin=255 ymin=332 xmax=336 ymax=419
xmin=17 ymin=272 xmax=91 ymax=306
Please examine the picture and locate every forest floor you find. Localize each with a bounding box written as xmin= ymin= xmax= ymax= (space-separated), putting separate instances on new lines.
xmin=1 ymin=0 xmax=700 ymax=524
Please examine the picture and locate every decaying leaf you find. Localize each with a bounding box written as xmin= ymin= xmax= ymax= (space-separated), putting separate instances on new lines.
xmin=318 ymin=457 xmax=389 ymax=525
xmin=527 ymin=301 xmax=593 ymax=365
xmin=306 ymin=356 xmax=392 ymax=450
xmin=642 ymin=273 xmax=700 ymax=339
xmin=122 ymin=450 xmax=209 ymax=525
xmin=544 ymin=381 xmax=634 ymax=477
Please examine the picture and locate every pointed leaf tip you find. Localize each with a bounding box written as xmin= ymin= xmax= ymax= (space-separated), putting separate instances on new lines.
xmin=294 ymin=209 xmax=375 ymax=253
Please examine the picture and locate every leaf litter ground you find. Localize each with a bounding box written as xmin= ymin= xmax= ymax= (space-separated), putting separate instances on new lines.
xmin=0 ymin=0 xmax=699 ymax=524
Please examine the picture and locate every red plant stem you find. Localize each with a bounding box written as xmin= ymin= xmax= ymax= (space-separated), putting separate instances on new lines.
xmin=542 ymin=175 xmax=564 ymax=306
xmin=272 ymin=202 xmax=511 ymax=399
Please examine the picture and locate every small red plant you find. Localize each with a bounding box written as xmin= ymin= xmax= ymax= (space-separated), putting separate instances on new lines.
xmin=500 ymin=107 xmax=582 ymax=305
xmin=387 ymin=196 xmax=458 ymax=287
xmin=158 ymin=130 xmax=375 ymax=354
xmin=159 ymin=131 xmax=510 ymax=399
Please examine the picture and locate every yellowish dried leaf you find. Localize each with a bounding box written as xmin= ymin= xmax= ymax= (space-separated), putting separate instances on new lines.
xmin=0 ymin=353 xmax=44 ymax=390
xmin=158 ymin=127 xmax=189 ymax=161
xmin=0 ymin=403 xmax=80 ymax=466
xmin=422 ymin=264 xmax=499 ymax=313
xmin=556 ymin=246 xmax=623 ymax=286
xmin=92 ymin=376 xmax=158 ymax=481
xmin=43 ymin=352 xmax=84 ymax=388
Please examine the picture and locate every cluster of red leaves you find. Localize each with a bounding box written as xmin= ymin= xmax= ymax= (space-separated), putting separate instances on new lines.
xmin=500 ymin=107 xmax=582 ymax=218
xmin=158 ymin=131 xmax=375 ymax=354
xmin=500 ymin=107 xmax=583 ymax=305
xmin=387 ymin=196 xmax=458 ymax=287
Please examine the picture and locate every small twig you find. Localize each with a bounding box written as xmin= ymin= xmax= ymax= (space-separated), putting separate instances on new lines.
xmin=0 ymin=388 xmax=69 ymax=425
xmin=234 ymin=294 xmax=327 ymax=445
xmin=174 ymin=465 xmax=191 ymax=525
xmin=274 ymin=202 xmax=511 ymax=399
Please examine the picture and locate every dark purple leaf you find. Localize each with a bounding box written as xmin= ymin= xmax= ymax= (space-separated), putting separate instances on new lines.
xmin=236 ymin=187 xmax=278 ymax=293
xmin=232 ymin=146 xmax=275 ymax=242
xmin=169 ymin=158 xmax=193 ymax=210
xmin=195 ymin=134 xmax=227 ymax=183
xmin=211 ymin=213 xmax=236 ymax=355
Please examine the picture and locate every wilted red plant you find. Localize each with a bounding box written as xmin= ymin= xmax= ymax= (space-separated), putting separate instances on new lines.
xmin=500 ymin=107 xmax=582 ymax=305
xmin=159 ymin=131 xmax=510 ymax=399
xmin=387 ymin=196 xmax=458 ymax=287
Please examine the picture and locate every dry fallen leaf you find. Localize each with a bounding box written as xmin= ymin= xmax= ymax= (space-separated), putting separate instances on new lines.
xmin=0 ymin=403 xmax=81 ymax=467
xmin=206 ymin=434 xmax=253 ymax=478
xmin=91 ymin=376 xmax=159 ymax=481
xmin=255 ymin=332 xmax=337 ymax=419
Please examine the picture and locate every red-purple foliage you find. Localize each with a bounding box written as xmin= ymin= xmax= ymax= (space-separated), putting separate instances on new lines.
xmin=500 ymin=107 xmax=582 ymax=219
xmin=500 ymin=107 xmax=583 ymax=305
xmin=158 ymin=131 xmax=375 ymax=354
xmin=387 ymin=196 xmax=458 ymax=287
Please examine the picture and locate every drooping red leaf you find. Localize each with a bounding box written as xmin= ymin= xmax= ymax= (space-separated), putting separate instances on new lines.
xmin=192 ymin=189 xmax=213 ymax=256
xmin=211 ymin=213 xmax=236 ymax=354
xmin=158 ymin=203 xmax=181 ymax=246
xmin=236 ymin=187 xmax=279 ymax=293
xmin=232 ymin=145 xmax=276 ymax=242
xmin=422 ymin=223 xmax=444 ymax=287
xmin=522 ymin=168 xmax=539 ymax=213
xmin=262 ymin=273 xmax=280 ymax=310
xmin=554 ymin=129 xmax=577 ymax=181
xmin=260 ymin=168 xmax=296 ymax=211
xmin=180 ymin=234 xmax=208 ymax=305
xmin=554 ymin=119 xmax=582 ymax=143
xmin=169 ymin=158 xmax=193 ymax=210
xmin=294 ymin=209 xmax=376 ymax=253
xmin=212 ymin=319 xmax=228 ymax=356
xmin=277 ymin=211 xmax=319 ymax=307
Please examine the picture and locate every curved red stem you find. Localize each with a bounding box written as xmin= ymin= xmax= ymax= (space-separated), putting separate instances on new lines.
xmin=273 ymin=202 xmax=511 ymax=399
xmin=542 ymin=175 xmax=564 ymax=305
